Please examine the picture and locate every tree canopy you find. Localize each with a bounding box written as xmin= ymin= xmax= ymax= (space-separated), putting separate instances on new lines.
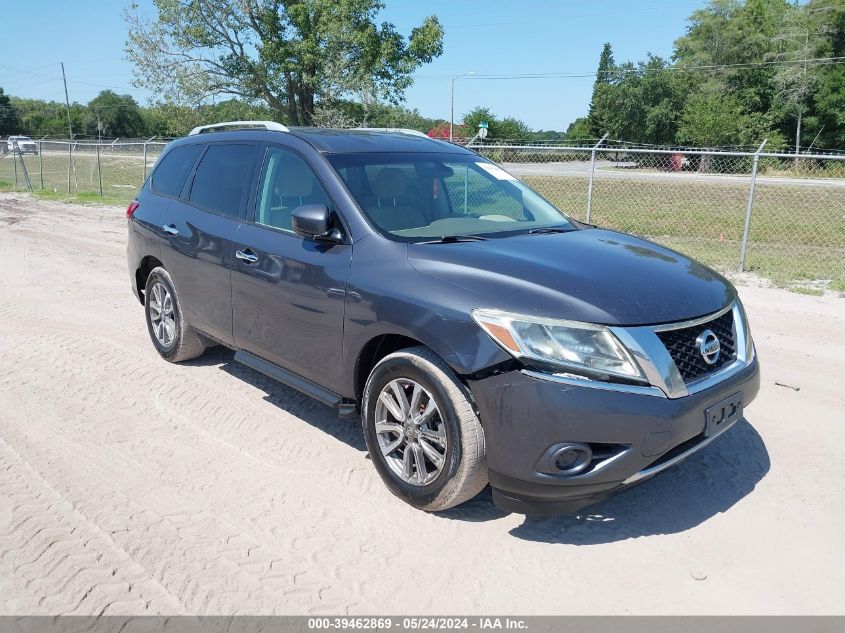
xmin=461 ymin=106 xmax=532 ymax=140
xmin=0 ymin=87 xmax=21 ymax=136
xmin=586 ymin=42 xmax=615 ymax=139
xmin=583 ymin=0 xmax=845 ymax=150
xmin=87 ymin=91 xmax=146 ymax=138
xmin=125 ymin=0 xmax=444 ymax=125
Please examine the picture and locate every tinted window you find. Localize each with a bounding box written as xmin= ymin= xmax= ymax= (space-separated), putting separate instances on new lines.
xmin=255 ymin=148 xmax=331 ymax=231
xmin=189 ymin=144 xmax=257 ymax=217
xmin=151 ymin=144 xmax=203 ymax=197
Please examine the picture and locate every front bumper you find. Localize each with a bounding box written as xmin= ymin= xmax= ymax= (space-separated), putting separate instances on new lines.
xmin=468 ymin=356 xmax=760 ymax=515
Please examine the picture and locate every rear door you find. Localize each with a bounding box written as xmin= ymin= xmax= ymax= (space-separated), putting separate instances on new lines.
xmin=231 ymin=144 xmax=352 ymax=392
xmin=134 ymin=142 xmax=205 ymax=280
xmin=159 ymin=142 xmax=259 ymax=346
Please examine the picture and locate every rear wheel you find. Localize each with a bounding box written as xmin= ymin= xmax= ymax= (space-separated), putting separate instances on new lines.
xmin=144 ymin=267 xmax=206 ymax=363
xmin=362 ymin=346 xmax=487 ymax=511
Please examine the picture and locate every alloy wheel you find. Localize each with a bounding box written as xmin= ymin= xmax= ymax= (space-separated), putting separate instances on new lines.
xmin=374 ymin=378 xmax=448 ymax=486
xmin=148 ymin=282 xmax=176 ymax=348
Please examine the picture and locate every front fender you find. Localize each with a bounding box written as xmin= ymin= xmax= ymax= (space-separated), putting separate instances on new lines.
xmin=340 ymin=238 xmax=510 ymax=397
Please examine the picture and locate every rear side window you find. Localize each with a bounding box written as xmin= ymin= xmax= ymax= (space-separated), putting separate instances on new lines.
xmin=189 ymin=144 xmax=257 ymax=217
xmin=151 ymin=144 xmax=203 ymax=197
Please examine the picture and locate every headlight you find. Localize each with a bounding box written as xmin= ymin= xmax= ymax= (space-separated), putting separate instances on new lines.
xmin=471 ymin=308 xmax=646 ymax=383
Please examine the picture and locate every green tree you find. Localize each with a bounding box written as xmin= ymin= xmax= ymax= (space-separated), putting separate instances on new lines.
xmin=809 ymin=0 xmax=845 ymax=150
xmin=461 ymin=106 xmax=495 ymax=134
xmin=586 ymin=43 xmax=615 ymax=138
xmin=313 ymin=99 xmax=445 ymax=130
xmin=563 ymin=117 xmax=591 ymax=143
xmin=0 ymin=87 xmax=21 ymax=136
xmin=767 ymin=1 xmax=836 ymax=152
xmin=125 ymin=0 xmax=444 ymax=125
xmin=144 ymin=99 xmax=282 ymax=137
xmin=603 ymin=56 xmax=689 ymax=145
xmin=10 ymin=98 xmax=64 ymax=136
xmin=677 ymin=93 xmax=749 ymax=146
xmin=87 ymin=90 xmax=147 ymax=138
xmin=496 ymin=117 xmax=532 ymax=139
xmin=461 ymin=106 xmax=531 ymax=140
xmin=533 ymin=129 xmax=567 ymax=142
xmin=675 ymin=0 xmax=791 ymax=107
xmin=677 ymin=91 xmax=783 ymax=148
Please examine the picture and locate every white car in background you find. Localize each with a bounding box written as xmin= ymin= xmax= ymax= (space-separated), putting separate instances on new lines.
xmin=6 ymin=135 xmax=38 ymax=154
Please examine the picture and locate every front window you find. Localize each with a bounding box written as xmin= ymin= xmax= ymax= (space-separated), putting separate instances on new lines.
xmin=327 ymin=152 xmax=573 ymax=240
xmin=255 ymin=147 xmax=331 ymax=232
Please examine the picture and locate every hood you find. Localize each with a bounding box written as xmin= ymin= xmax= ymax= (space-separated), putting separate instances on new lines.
xmin=407 ymin=228 xmax=735 ymax=326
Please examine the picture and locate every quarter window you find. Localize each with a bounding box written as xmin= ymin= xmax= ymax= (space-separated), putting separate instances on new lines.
xmin=189 ymin=144 xmax=257 ymax=217
xmin=151 ymin=144 xmax=203 ymax=197
xmin=255 ymin=147 xmax=330 ymax=231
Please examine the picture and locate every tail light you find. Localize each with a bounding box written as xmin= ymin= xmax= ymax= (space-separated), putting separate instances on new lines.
xmin=126 ymin=200 xmax=140 ymax=219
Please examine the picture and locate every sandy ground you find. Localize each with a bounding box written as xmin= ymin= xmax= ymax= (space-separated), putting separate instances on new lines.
xmin=0 ymin=192 xmax=843 ymax=616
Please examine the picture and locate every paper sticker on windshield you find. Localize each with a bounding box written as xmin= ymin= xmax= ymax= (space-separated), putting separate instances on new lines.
xmin=476 ymin=162 xmax=516 ymax=180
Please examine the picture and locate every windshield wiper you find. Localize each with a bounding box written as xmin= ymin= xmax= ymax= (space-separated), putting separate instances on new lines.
xmin=527 ymin=227 xmax=573 ymax=235
xmin=419 ymin=235 xmax=490 ymax=244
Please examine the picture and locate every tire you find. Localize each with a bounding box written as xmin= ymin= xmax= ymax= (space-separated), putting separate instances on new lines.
xmin=362 ymin=346 xmax=487 ymax=511
xmin=143 ymin=267 xmax=206 ymax=363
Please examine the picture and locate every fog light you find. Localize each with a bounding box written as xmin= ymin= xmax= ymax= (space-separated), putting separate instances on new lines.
xmin=551 ymin=443 xmax=593 ymax=475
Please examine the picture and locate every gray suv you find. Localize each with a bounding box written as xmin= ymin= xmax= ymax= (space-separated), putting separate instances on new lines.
xmin=127 ymin=121 xmax=760 ymax=515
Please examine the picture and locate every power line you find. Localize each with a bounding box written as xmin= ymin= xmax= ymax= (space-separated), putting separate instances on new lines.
xmin=413 ymin=56 xmax=845 ymax=80
xmin=0 ymin=62 xmax=136 ymax=92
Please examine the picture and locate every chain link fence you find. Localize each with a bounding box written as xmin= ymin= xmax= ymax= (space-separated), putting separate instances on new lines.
xmin=0 ymin=140 xmax=167 ymax=202
xmin=1 ymin=137 xmax=843 ymax=290
xmin=471 ymin=143 xmax=845 ymax=291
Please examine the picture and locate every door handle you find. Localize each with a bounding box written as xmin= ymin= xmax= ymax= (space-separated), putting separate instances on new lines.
xmin=161 ymin=224 xmax=179 ymax=236
xmin=235 ymin=249 xmax=259 ymax=263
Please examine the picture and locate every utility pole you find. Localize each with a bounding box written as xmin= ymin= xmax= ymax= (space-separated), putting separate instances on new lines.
xmin=61 ymin=62 xmax=73 ymax=140
xmin=61 ymin=62 xmax=74 ymax=193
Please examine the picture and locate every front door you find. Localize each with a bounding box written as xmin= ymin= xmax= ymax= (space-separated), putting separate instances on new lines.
xmin=231 ymin=145 xmax=352 ymax=392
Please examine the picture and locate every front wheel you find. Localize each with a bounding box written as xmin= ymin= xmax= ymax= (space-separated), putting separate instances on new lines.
xmin=362 ymin=346 xmax=487 ymax=511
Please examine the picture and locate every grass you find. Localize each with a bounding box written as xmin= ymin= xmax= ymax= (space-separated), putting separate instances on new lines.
xmin=830 ymin=279 xmax=845 ymax=293
xmin=523 ymin=174 xmax=845 ymax=291
xmin=1 ymin=178 xmax=129 ymax=207
xmin=0 ymin=150 xmax=151 ymax=206
xmin=790 ymin=286 xmax=825 ymax=296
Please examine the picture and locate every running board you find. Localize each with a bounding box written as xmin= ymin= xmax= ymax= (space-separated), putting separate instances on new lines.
xmin=234 ymin=350 xmax=358 ymax=418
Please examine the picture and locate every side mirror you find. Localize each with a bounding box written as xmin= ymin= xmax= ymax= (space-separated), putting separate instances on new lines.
xmin=291 ymin=204 xmax=342 ymax=243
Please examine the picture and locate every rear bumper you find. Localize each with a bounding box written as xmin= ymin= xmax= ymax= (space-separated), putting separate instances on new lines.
xmin=469 ymin=356 xmax=760 ymax=515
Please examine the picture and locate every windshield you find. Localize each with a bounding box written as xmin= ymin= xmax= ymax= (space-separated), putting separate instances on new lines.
xmin=327 ymin=152 xmax=573 ymax=240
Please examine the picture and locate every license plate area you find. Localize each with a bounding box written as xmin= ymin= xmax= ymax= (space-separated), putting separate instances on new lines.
xmin=704 ymin=392 xmax=743 ymax=437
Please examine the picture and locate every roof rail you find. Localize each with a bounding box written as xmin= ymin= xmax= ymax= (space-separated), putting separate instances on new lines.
xmin=354 ymin=127 xmax=430 ymax=138
xmin=188 ymin=121 xmax=289 ymax=136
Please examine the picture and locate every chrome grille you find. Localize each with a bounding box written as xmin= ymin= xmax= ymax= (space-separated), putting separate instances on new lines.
xmin=655 ymin=310 xmax=736 ymax=383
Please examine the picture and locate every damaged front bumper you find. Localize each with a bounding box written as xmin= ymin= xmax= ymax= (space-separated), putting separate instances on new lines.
xmin=468 ymin=356 xmax=760 ymax=515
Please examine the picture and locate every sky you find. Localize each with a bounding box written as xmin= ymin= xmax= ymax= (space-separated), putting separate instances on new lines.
xmin=0 ymin=0 xmax=707 ymax=131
